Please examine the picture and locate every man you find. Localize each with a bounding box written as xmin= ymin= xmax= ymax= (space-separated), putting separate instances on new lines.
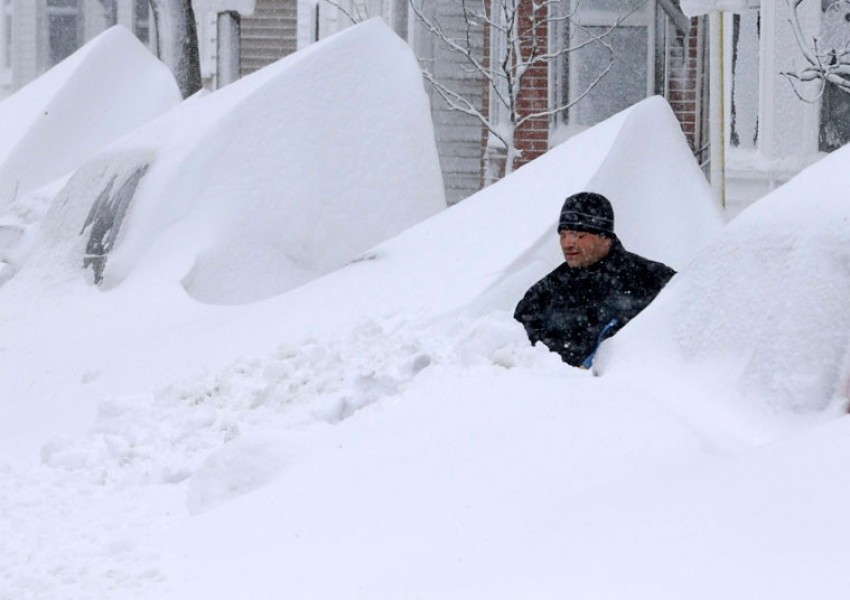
xmin=514 ymin=191 xmax=675 ymax=368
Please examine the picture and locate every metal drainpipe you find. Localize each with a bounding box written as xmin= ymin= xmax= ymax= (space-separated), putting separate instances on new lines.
xmin=216 ymin=11 xmax=242 ymax=89
xmin=709 ymin=11 xmax=726 ymax=208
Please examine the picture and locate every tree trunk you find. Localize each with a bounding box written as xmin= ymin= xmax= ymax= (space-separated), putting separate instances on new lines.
xmin=149 ymin=0 xmax=203 ymax=98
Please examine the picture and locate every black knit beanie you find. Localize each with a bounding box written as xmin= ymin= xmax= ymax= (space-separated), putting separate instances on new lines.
xmin=557 ymin=192 xmax=615 ymax=237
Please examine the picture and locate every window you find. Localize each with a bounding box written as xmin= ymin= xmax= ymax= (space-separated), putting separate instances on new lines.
xmin=557 ymin=0 xmax=656 ymax=129
xmin=390 ymin=0 xmax=408 ymax=39
xmin=101 ymin=0 xmax=116 ymax=27
xmin=730 ymin=10 xmax=760 ymax=149
xmin=819 ymin=0 xmax=850 ymax=151
xmin=46 ymin=0 xmax=81 ymax=66
xmin=488 ymin=3 xmax=509 ymax=131
xmin=133 ymin=0 xmax=151 ymax=46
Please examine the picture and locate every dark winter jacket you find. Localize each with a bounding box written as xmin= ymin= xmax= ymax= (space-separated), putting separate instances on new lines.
xmin=514 ymin=239 xmax=675 ymax=367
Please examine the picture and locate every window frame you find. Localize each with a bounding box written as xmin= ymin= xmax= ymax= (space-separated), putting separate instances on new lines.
xmin=555 ymin=1 xmax=657 ymax=130
xmin=44 ymin=0 xmax=83 ymax=68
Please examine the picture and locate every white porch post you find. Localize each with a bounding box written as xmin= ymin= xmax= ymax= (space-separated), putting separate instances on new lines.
xmin=709 ymin=11 xmax=725 ymax=207
xmin=216 ymin=11 xmax=241 ymax=87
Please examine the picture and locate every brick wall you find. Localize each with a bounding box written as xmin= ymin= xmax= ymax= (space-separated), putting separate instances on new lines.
xmin=480 ymin=0 xmax=549 ymax=180
xmin=480 ymin=2 xmax=493 ymax=183
xmin=410 ymin=1 xmax=486 ymax=205
xmin=477 ymin=4 xmax=709 ymax=191
xmin=511 ymin=0 xmax=548 ymax=170
xmin=664 ymin=17 xmax=707 ymax=156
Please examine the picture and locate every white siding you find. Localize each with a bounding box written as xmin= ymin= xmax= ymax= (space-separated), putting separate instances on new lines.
xmin=240 ymin=0 xmax=298 ymax=75
xmin=11 ymin=0 xmax=37 ymax=89
xmin=410 ymin=3 xmax=485 ymax=205
xmin=310 ymin=1 xmax=485 ymax=204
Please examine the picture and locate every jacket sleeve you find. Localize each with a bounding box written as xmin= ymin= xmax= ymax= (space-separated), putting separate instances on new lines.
xmin=654 ymin=263 xmax=676 ymax=287
xmin=514 ymin=283 xmax=548 ymax=345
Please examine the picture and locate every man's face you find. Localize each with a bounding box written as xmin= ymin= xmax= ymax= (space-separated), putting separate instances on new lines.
xmin=559 ymin=229 xmax=613 ymax=269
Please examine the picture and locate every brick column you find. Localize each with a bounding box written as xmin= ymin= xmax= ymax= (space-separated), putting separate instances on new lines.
xmin=512 ymin=0 xmax=549 ymax=170
xmin=666 ymin=18 xmax=705 ymax=154
xmin=481 ymin=0 xmax=552 ymax=179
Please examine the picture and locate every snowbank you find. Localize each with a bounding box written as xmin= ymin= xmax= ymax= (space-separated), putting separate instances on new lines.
xmin=6 ymin=77 xmax=845 ymax=598
xmin=41 ymin=18 xmax=444 ymax=304
xmin=0 ymin=26 xmax=180 ymax=207
xmin=540 ymin=413 xmax=850 ymax=599
xmin=604 ymin=142 xmax=850 ymax=414
xmin=0 ymin=94 xmax=719 ymax=459
xmin=272 ymin=94 xmax=724 ymax=325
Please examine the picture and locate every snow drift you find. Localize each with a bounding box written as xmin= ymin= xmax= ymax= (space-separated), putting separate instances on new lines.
xmin=13 ymin=80 xmax=840 ymax=599
xmin=0 ymin=26 xmax=180 ymax=207
xmin=0 ymin=94 xmax=720 ymax=460
xmin=603 ymin=143 xmax=850 ymax=414
xmin=268 ymin=94 xmax=724 ymax=325
xmin=42 ymin=18 xmax=445 ymax=305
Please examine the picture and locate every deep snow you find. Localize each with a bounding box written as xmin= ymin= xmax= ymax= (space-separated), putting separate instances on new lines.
xmin=49 ymin=18 xmax=445 ymax=305
xmin=1 ymin=18 xmax=849 ymax=600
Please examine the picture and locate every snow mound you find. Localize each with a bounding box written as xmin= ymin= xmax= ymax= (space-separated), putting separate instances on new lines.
xmin=605 ymin=144 xmax=850 ymax=413
xmin=0 ymin=26 xmax=180 ymax=207
xmin=145 ymin=315 xmax=714 ymax=600
xmin=0 ymin=89 xmax=806 ymax=600
xmin=39 ymin=18 xmax=445 ymax=305
xmin=283 ymin=95 xmax=724 ymax=325
xmin=584 ymin=96 xmax=723 ymax=267
xmin=0 ymin=95 xmax=719 ymax=461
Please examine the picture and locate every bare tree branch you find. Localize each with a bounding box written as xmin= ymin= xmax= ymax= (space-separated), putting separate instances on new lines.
xmin=323 ymin=0 xmax=361 ymax=26
xmin=783 ymin=0 xmax=850 ymax=101
xmin=331 ymin=0 xmax=635 ymax=177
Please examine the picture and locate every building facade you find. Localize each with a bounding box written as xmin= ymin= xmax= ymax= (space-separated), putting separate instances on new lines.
xmin=721 ymin=0 xmax=850 ymax=214
xmin=0 ymin=0 xmax=155 ymax=97
xmin=1 ymin=1 xmax=848 ymax=213
xmin=311 ymin=1 xmax=709 ymax=205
